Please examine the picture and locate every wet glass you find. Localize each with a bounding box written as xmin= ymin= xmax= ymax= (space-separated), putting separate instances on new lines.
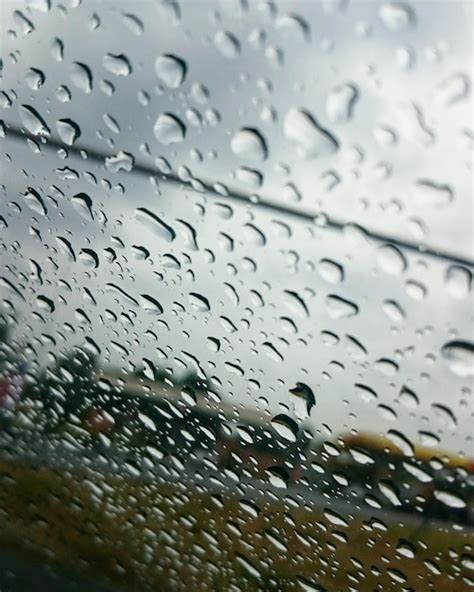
xmin=0 ymin=1 xmax=473 ymax=590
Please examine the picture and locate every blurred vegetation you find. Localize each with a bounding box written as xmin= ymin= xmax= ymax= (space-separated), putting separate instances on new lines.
xmin=0 ymin=458 xmax=472 ymax=591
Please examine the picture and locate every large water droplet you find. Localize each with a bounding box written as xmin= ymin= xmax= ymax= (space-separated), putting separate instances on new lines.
xmin=154 ymin=113 xmax=186 ymax=144
xmin=103 ymin=53 xmax=132 ymax=76
xmin=283 ymin=108 xmax=338 ymax=158
xmin=326 ymin=83 xmax=359 ymax=122
xmin=19 ymin=105 xmax=50 ymax=137
xmin=441 ymin=340 xmax=474 ymax=377
xmin=154 ymin=54 xmax=186 ymax=88
xmin=56 ymin=118 xmax=81 ymax=145
xmin=135 ymin=207 xmax=176 ymax=242
xmin=379 ymin=2 xmax=415 ymax=31
xmin=377 ymin=244 xmax=407 ymax=275
xmin=214 ymin=30 xmax=241 ymax=59
xmin=231 ymin=128 xmax=268 ymax=162
xmin=71 ymin=62 xmax=93 ymax=93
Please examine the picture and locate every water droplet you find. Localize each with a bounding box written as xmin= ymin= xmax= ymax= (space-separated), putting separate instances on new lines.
xmin=214 ymin=30 xmax=241 ymax=59
xmin=318 ymin=258 xmax=344 ymax=283
xmin=382 ymin=299 xmax=405 ymax=322
xmin=155 ymin=54 xmax=186 ymax=88
xmin=326 ymin=83 xmax=359 ymax=122
xmin=377 ymin=244 xmax=407 ymax=275
xmin=434 ymin=490 xmax=466 ymax=509
xmin=154 ymin=113 xmax=186 ymax=144
xmin=189 ymin=292 xmax=210 ymax=312
xmin=412 ymin=179 xmax=453 ymax=208
xmin=71 ymin=62 xmax=93 ymax=93
xmin=405 ymin=279 xmax=426 ymax=300
xmin=445 ymin=265 xmax=471 ymax=298
xmin=325 ymin=295 xmax=358 ymax=319
xmin=23 ymin=187 xmax=46 ymax=215
xmin=263 ymin=341 xmax=284 ymax=363
xmin=271 ymin=413 xmax=298 ymax=442
xmin=236 ymin=167 xmax=263 ymax=189
xmin=135 ymin=208 xmax=176 ymax=242
xmin=386 ymin=429 xmax=414 ymax=456
xmin=25 ymin=68 xmax=45 ymax=90
xmin=103 ymin=53 xmax=132 ymax=76
xmin=283 ymin=108 xmax=338 ymax=158
xmin=435 ymin=73 xmax=470 ymax=106
xmin=266 ymin=466 xmax=288 ymax=489
xmin=105 ymin=151 xmax=135 ymax=172
xmin=231 ymin=128 xmax=268 ymax=162
xmin=290 ymin=382 xmax=316 ymax=420
xmin=379 ymin=2 xmax=415 ymax=31
xmin=399 ymin=386 xmax=419 ymax=409
xmin=19 ymin=105 xmax=50 ymax=137
xmin=375 ymin=358 xmax=399 ymax=376
xmin=441 ymin=340 xmax=474 ymax=377
xmin=120 ymin=12 xmax=144 ymax=35
xmin=399 ymin=102 xmax=434 ymax=146
xmin=56 ymin=118 xmax=81 ymax=145
xmin=71 ymin=192 xmax=93 ymax=220
xmin=140 ymin=294 xmax=163 ymax=315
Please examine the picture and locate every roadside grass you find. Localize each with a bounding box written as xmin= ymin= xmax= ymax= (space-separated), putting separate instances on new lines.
xmin=0 ymin=458 xmax=472 ymax=591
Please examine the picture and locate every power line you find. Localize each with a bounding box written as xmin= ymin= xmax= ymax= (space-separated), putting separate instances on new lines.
xmin=5 ymin=124 xmax=473 ymax=268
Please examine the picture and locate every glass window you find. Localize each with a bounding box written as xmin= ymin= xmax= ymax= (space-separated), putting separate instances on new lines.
xmin=0 ymin=1 xmax=473 ymax=590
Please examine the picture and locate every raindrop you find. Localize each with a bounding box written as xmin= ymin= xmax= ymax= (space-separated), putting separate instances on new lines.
xmin=231 ymin=128 xmax=268 ymax=162
xmin=271 ymin=413 xmax=298 ymax=442
xmin=412 ymin=179 xmax=453 ymax=208
xmin=435 ymin=73 xmax=470 ymax=106
xmin=326 ymin=83 xmax=359 ymax=123
xmin=266 ymin=466 xmax=288 ymax=489
xmin=318 ymin=258 xmax=344 ymax=283
xmin=262 ymin=342 xmax=284 ymax=363
xmin=155 ymin=54 xmax=186 ymax=88
xmin=19 ymin=105 xmax=50 ymax=137
xmin=71 ymin=192 xmax=94 ymax=220
xmin=56 ymin=118 xmax=81 ymax=145
xmin=433 ymin=490 xmax=466 ymax=509
xmin=37 ymin=294 xmax=54 ymax=312
xmin=214 ymin=30 xmax=241 ymax=59
xmin=189 ymin=292 xmax=210 ymax=312
xmin=375 ymin=358 xmax=399 ymax=376
xmin=386 ymin=429 xmax=414 ymax=456
xmin=25 ymin=68 xmax=45 ymax=90
xmin=154 ymin=113 xmax=186 ymax=144
xmin=71 ymin=62 xmax=93 ymax=93
xmin=103 ymin=53 xmax=132 ymax=76
xmin=382 ymin=300 xmax=405 ymax=322
xmin=441 ymin=340 xmax=474 ymax=377
xmin=399 ymin=386 xmax=419 ymax=409
xmin=325 ymin=295 xmax=358 ymax=319
xmin=105 ymin=151 xmax=135 ymax=172
xmin=379 ymin=2 xmax=415 ymax=31
xmin=140 ymin=294 xmax=163 ymax=314
xmin=377 ymin=244 xmax=407 ymax=275
xmin=236 ymin=167 xmax=263 ymax=189
xmin=445 ymin=265 xmax=471 ymax=298
xmin=283 ymin=108 xmax=338 ymax=158
xmin=290 ymin=382 xmax=316 ymax=420
xmin=23 ymin=187 xmax=47 ymax=215
xmin=135 ymin=208 xmax=176 ymax=242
